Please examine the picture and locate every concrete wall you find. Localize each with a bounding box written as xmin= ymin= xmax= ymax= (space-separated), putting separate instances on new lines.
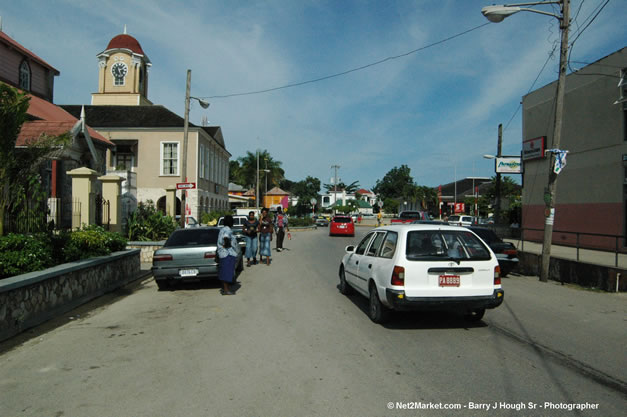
xmin=127 ymin=241 xmax=165 ymax=264
xmin=0 ymin=249 xmax=141 ymax=343
xmin=517 ymin=251 xmax=626 ymax=292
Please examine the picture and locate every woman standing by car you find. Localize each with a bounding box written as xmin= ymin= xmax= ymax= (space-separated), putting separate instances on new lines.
xmin=258 ymin=208 xmax=273 ymax=265
xmin=243 ymin=211 xmax=259 ymax=266
xmin=217 ymin=215 xmax=239 ymax=295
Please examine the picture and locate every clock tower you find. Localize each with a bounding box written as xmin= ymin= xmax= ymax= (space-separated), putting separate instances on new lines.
xmin=92 ymin=30 xmax=152 ymax=106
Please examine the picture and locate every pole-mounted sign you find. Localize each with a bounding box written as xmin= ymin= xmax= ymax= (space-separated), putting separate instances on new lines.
xmin=176 ymin=182 xmax=196 ymax=190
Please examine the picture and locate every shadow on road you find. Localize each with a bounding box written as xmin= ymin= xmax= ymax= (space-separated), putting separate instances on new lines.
xmin=338 ymin=285 xmax=488 ymax=330
xmin=0 ymin=276 xmax=152 ymax=355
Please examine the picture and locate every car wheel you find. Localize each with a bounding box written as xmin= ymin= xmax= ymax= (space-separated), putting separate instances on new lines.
xmin=156 ymin=279 xmax=170 ymax=291
xmin=368 ymin=283 xmax=390 ymax=323
xmin=338 ymin=266 xmax=353 ymax=295
xmin=464 ymin=308 xmax=485 ymax=322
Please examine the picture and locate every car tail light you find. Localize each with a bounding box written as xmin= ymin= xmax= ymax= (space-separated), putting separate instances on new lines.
xmin=391 ymin=266 xmax=405 ymax=286
xmin=153 ymin=254 xmax=172 ymax=262
xmin=494 ymin=265 xmax=501 ymax=285
xmin=204 ymin=252 xmax=216 ymax=259
xmin=503 ymin=248 xmax=517 ymax=256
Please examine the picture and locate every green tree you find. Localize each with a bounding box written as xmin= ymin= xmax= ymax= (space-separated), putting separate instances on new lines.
xmin=479 ymin=176 xmax=521 ymax=221
xmin=236 ymin=150 xmax=285 ymax=191
xmin=373 ymin=165 xmax=414 ymax=201
xmin=229 ymin=160 xmax=243 ymax=185
xmin=291 ymin=176 xmax=321 ymax=216
xmin=0 ymin=84 xmax=68 ymax=235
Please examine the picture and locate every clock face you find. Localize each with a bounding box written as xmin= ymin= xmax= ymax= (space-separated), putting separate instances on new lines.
xmin=111 ymin=62 xmax=128 ymax=78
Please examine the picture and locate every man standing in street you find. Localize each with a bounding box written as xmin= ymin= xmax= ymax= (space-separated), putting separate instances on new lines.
xmin=274 ymin=206 xmax=289 ymax=252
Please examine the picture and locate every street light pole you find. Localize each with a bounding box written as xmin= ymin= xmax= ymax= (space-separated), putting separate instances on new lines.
xmin=481 ymin=0 xmax=570 ymax=282
xmin=180 ymin=70 xmax=191 ymax=229
xmin=541 ymin=0 xmax=569 ymax=282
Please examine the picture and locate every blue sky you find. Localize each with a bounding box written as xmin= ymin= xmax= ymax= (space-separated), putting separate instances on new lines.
xmin=2 ymin=1 xmax=625 ymax=190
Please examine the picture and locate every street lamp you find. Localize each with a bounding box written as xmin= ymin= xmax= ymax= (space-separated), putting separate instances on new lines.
xmin=482 ymin=0 xmax=570 ymax=282
xmin=181 ymin=69 xmax=210 ymax=228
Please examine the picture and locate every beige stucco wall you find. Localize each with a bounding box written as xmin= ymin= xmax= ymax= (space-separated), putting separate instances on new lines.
xmin=99 ymin=127 xmax=229 ymax=217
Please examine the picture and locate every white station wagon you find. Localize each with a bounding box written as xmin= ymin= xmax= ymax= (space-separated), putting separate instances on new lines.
xmin=339 ymin=224 xmax=504 ymax=323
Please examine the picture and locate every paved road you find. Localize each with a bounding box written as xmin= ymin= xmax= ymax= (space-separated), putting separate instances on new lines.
xmin=1 ymin=228 xmax=625 ymax=416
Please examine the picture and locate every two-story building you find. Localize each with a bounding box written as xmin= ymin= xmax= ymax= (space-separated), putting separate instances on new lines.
xmin=61 ymin=31 xmax=230 ymax=221
xmin=521 ymin=47 xmax=627 ymax=250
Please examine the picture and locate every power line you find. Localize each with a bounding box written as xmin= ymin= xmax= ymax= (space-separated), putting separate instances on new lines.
xmin=568 ymin=0 xmax=611 ymax=73
xmin=201 ymin=23 xmax=491 ymax=100
xmin=504 ymin=44 xmax=558 ymax=132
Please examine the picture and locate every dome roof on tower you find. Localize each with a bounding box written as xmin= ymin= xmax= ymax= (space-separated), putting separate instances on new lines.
xmin=106 ymin=34 xmax=145 ymax=56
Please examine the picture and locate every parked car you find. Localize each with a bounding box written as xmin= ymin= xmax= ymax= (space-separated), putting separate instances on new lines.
xmin=390 ymin=211 xmax=430 ymax=224
xmin=447 ymin=215 xmax=476 ymax=226
xmin=329 ymin=215 xmax=355 ymax=237
xmin=152 ymin=227 xmax=245 ymax=290
xmin=412 ymin=220 xmax=449 ymax=225
xmin=338 ymin=224 xmax=504 ymax=323
xmin=314 ymin=216 xmax=329 ymax=227
xmin=174 ymin=215 xmax=200 ymax=228
xmin=217 ymin=215 xmax=248 ymax=249
xmin=467 ymin=227 xmax=519 ymax=277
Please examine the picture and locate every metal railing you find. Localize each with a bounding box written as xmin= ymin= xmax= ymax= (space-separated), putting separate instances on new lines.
xmin=517 ymin=227 xmax=625 ymax=268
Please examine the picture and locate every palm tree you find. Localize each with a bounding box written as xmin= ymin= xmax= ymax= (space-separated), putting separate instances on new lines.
xmin=237 ymin=150 xmax=285 ymax=191
xmin=323 ymin=180 xmax=360 ymax=193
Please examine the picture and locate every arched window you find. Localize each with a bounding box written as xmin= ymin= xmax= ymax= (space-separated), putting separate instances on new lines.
xmin=19 ymin=60 xmax=31 ymax=91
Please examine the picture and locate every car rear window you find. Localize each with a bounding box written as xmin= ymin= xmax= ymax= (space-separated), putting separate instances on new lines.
xmin=405 ymin=230 xmax=491 ymax=261
xmin=165 ymin=229 xmax=219 ymax=247
xmin=333 ymin=217 xmax=351 ymax=223
xmin=448 ymin=215 xmax=460 ymax=221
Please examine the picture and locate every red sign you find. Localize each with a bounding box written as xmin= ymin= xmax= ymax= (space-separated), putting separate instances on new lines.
xmin=454 ymin=203 xmax=465 ymax=214
xmin=176 ymin=182 xmax=196 ymax=190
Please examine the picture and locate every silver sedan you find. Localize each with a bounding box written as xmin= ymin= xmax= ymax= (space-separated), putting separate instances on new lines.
xmin=151 ymin=227 xmax=244 ymax=290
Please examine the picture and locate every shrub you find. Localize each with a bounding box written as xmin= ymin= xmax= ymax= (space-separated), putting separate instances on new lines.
xmin=126 ymin=201 xmax=176 ymax=241
xmin=200 ymin=210 xmax=232 ymax=225
xmin=289 ymin=217 xmax=314 ymax=227
xmin=0 ymin=226 xmax=127 ymax=279
xmin=0 ymin=233 xmax=53 ymax=278
xmin=62 ymin=225 xmax=128 ymax=262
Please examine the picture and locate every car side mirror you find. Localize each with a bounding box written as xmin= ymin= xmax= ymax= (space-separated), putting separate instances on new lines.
xmin=345 ymin=245 xmax=356 ymax=253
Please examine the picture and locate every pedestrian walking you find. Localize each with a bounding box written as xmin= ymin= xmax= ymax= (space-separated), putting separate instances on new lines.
xmin=273 ymin=206 xmax=289 ymax=252
xmin=217 ymin=215 xmax=239 ymax=295
xmin=243 ymin=211 xmax=259 ymax=266
xmin=377 ymin=211 xmax=382 ymax=227
xmin=258 ymin=208 xmax=273 ymax=265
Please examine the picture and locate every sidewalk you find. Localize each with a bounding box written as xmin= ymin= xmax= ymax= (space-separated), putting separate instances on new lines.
xmin=506 ymin=237 xmax=627 ymax=269
xmin=487 ymin=273 xmax=627 ymax=392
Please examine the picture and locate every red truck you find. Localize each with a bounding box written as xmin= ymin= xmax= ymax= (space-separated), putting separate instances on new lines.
xmin=390 ymin=210 xmax=430 ymax=224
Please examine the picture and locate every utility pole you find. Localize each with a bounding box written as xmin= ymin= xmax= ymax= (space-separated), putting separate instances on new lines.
xmin=256 ymin=148 xmax=260 ymax=210
xmin=541 ymin=0 xmax=570 ymax=283
xmin=495 ymin=123 xmax=503 ymax=225
xmin=180 ymin=69 xmax=191 ymax=229
xmin=331 ymin=164 xmax=340 ymax=212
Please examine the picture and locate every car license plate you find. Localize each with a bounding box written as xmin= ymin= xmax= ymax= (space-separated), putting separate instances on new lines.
xmin=179 ymin=269 xmax=199 ymax=277
xmin=339 ymin=225 xmax=346 ymax=229
xmin=439 ymin=274 xmax=460 ymax=287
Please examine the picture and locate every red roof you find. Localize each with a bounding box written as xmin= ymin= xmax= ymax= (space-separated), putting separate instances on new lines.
xmin=357 ymin=188 xmax=373 ymax=195
xmin=18 ymin=94 xmax=113 ymax=147
xmin=0 ymin=30 xmax=59 ymax=74
xmin=106 ymin=34 xmax=145 ymax=55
